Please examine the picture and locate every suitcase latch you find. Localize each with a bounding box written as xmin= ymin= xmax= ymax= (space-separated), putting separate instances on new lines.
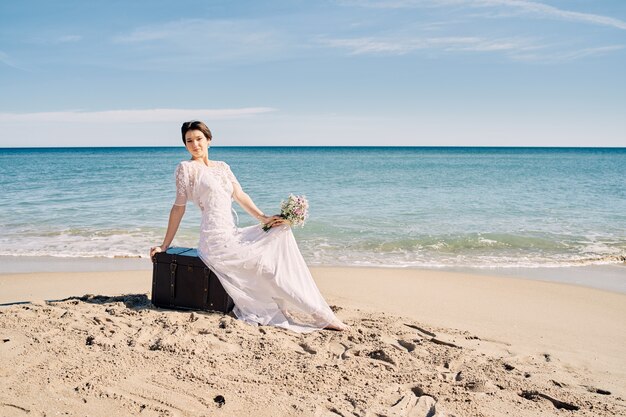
xmin=169 ymin=263 xmax=177 ymax=299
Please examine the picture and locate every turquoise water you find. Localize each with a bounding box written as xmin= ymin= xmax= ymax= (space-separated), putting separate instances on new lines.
xmin=1 ymin=147 xmax=625 ymax=268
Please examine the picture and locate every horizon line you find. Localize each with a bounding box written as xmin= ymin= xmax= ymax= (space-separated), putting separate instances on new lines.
xmin=1 ymin=145 xmax=625 ymax=150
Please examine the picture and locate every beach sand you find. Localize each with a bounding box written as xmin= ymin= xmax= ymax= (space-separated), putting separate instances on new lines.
xmin=1 ymin=267 xmax=624 ymax=416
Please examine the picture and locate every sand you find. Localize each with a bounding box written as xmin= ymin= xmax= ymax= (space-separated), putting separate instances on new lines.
xmin=1 ymin=267 xmax=625 ymax=416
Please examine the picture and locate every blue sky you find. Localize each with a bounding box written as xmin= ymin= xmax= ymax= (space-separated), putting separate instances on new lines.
xmin=0 ymin=0 xmax=624 ymax=147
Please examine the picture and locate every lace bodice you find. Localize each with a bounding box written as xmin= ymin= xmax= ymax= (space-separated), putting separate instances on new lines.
xmin=174 ymin=160 xmax=240 ymax=231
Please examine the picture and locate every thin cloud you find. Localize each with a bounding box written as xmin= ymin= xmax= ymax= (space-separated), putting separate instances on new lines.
xmin=475 ymin=0 xmax=626 ymax=30
xmin=0 ymin=51 xmax=30 ymax=71
xmin=322 ymin=34 xmax=619 ymax=62
xmin=56 ymin=35 xmax=82 ymax=43
xmin=330 ymin=1 xmax=625 ymax=62
xmin=428 ymin=36 xmax=533 ymax=52
xmin=320 ymin=35 xmax=537 ymax=55
xmin=109 ymin=18 xmax=287 ymax=68
xmin=512 ymin=44 xmax=625 ymax=63
xmin=0 ymin=51 xmax=14 ymax=66
xmin=111 ymin=18 xmax=281 ymax=50
xmin=24 ymin=34 xmax=83 ymax=45
xmin=0 ymin=108 xmax=278 ymax=123
xmin=343 ymin=0 xmax=626 ymax=30
xmin=112 ymin=27 xmax=173 ymax=43
xmin=320 ymin=37 xmax=425 ymax=54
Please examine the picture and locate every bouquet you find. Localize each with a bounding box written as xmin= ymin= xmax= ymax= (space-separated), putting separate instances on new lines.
xmin=262 ymin=194 xmax=309 ymax=232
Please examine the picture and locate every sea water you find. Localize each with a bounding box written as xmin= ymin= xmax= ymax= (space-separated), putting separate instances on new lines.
xmin=1 ymin=147 xmax=625 ymax=269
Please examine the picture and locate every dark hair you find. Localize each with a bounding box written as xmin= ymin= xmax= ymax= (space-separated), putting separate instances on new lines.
xmin=181 ymin=120 xmax=212 ymax=144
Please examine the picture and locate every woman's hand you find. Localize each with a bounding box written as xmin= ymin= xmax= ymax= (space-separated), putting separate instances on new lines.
xmin=150 ymin=245 xmax=166 ymax=260
xmin=259 ymin=214 xmax=289 ymax=229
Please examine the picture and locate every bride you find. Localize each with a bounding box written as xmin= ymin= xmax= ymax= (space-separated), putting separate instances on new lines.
xmin=150 ymin=121 xmax=348 ymax=332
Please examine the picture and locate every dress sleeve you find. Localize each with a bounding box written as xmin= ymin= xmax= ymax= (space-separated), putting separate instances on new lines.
xmin=223 ymin=162 xmax=240 ymax=187
xmin=174 ymin=163 xmax=188 ymax=206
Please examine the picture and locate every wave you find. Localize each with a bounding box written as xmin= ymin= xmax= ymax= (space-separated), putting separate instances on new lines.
xmin=2 ymin=248 xmax=624 ymax=269
xmin=306 ymin=251 xmax=626 ymax=269
xmin=1 ymin=229 xmax=624 ymax=268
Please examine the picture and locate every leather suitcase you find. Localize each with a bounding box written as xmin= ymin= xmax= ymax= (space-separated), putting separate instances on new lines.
xmin=151 ymin=247 xmax=234 ymax=313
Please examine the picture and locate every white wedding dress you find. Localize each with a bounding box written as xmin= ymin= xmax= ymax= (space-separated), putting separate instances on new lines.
xmin=174 ymin=160 xmax=342 ymax=333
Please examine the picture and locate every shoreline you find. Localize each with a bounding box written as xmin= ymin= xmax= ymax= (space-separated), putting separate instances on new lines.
xmin=2 ymin=254 xmax=624 ymax=294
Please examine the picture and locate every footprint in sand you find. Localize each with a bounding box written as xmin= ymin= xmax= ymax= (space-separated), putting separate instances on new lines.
xmin=339 ymin=343 xmax=357 ymax=360
xmin=404 ymin=323 xmax=437 ymax=337
xmin=327 ymin=341 xmax=346 ymax=358
xmin=397 ymin=339 xmax=417 ymax=353
xmin=503 ymin=363 xmax=515 ymax=371
xmin=368 ymin=349 xmax=396 ymax=366
xmin=550 ymin=379 xmax=566 ymax=388
xmin=373 ymin=386 xmax=442 ymax=417
xmin=299 ymin=342 xmax=317 ymax=355
xmin=100 ymin=375 xmax=208 ymax=415
xmin=464 ymin=379 xmax=498 ymax=394
xmin=519 ymin=390 xmax=580 ymax=411
xmin=585 ymin=386 xmax=611 ymax=395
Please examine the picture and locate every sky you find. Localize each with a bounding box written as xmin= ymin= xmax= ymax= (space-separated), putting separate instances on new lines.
xmin=0 ymin=0 xmax=624 ymax=147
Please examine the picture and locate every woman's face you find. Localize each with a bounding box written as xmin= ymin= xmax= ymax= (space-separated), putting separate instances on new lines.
xmin=184 ymin=129 xmax=210 ymax=159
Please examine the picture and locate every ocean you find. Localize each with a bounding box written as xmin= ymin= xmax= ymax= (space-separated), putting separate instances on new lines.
xmin=1 ymin=147 xmax=625 ymax=270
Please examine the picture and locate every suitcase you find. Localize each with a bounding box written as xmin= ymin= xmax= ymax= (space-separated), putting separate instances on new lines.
xmin=151 ymin=247 xmax=235 ymax=313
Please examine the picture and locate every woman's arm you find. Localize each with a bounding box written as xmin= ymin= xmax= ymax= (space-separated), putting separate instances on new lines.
xmin=150 ymin=204 xmax=186 ymax=259
xmin=232 ymin=182 xmax=286 ymax=228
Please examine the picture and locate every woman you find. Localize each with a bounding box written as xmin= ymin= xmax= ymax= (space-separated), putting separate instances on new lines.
xmin=150 ymin=121 xmax=348 ymax=332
